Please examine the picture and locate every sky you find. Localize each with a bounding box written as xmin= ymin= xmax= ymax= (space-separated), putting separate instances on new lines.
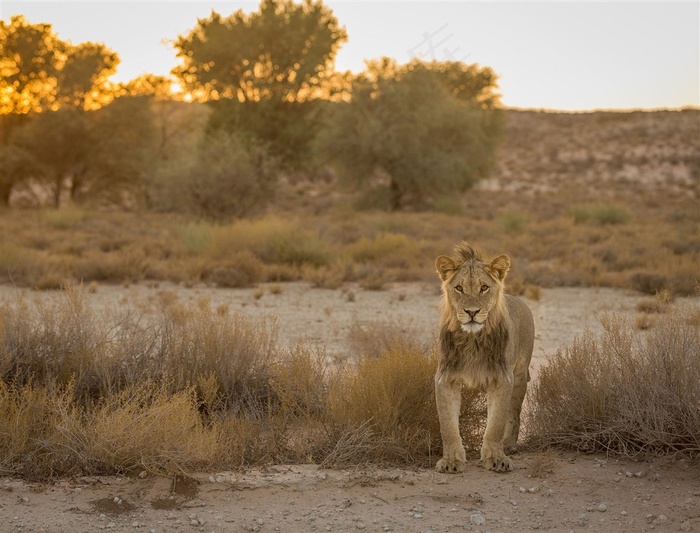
xmin=2 ymin=1 xmax=699 ymax=111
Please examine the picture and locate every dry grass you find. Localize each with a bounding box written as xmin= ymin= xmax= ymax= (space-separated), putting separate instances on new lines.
xmin=2 ymin=286 xmax=697 ymax=480
xmin=1 ymin=174 xmax=697 ymax=295
xmin=0 ymin=287 xmax=484 ymax=479
xmin=526 ymin=300 xmax=700 ymax=458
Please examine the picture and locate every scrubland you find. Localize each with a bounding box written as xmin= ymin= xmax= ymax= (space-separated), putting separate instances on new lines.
xmin=1 ymin=109 xmax=698 ymax=481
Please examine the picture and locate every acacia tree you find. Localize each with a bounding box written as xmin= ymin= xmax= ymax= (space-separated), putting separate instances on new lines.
xmin=172 ymin=0 xmax=347 ymax=169
xmin=173 ymin=0 xmax=346 ymax=102
xmin=0 ymin=15 xmax=124 ymax=206
xmin=0 ymin=15 xmax=117 ymax=114
xmin=324 ymin=58 xmax=503 ymax=211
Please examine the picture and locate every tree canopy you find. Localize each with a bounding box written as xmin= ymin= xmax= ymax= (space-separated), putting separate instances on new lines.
xmin=0 ymin=15 xmax=118 ymax=114
xmin=172 ymin=0 xmax=347 ymax=103
xmin=324 ymin=58 xmax=503 ymax=210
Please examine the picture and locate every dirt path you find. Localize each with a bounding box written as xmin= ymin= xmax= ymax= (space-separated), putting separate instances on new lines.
xmin=1 ymin=282 xmax=699 ymax=532
xmin=3 ymin=453 xmax=698 ymax=532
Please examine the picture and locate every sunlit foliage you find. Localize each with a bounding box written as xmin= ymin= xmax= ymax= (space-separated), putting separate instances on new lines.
xmin=0 ymin=15 xmax=118 ymax=114
xmin=172 ymin=0 xmax=347 ymax=103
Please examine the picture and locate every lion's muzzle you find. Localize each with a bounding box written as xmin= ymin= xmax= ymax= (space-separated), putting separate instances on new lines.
xmin=457 ymin=308 xmax=486 ymax=333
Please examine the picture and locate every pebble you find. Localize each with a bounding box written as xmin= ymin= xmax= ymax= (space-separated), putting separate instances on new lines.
xmin=598 ymin=503 xmax=607 ymax=512
xmin=469 ymin=512 xmax=486 ymax=526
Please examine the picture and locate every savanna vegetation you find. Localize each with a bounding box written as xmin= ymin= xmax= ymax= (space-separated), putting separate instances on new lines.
xmin=1 ymin=1 xmax=699 ymax=480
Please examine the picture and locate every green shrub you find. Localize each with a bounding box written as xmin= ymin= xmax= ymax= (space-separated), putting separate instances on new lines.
xmin=569 ymin=203 xmax=631 ymax=225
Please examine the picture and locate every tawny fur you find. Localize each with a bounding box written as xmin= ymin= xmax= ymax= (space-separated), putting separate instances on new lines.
xmin=434 ymin=241 xmax=535 ymax=474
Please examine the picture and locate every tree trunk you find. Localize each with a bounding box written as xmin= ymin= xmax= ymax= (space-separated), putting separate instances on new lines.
xmin=389 ymin=177 xmax=403 ymax=211
xmin=53 ymin=175 xmax=63 ymax=208
xmin=0 ymin=182 xmax=11 ymax=208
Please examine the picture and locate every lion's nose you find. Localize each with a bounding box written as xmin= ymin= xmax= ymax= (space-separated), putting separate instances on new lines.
xmin=465 ymin=309 xmax=481 ymax=319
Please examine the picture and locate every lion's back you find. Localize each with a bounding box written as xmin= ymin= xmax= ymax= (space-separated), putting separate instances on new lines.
xmin=504 ymin=293 xmax=535 ymax=369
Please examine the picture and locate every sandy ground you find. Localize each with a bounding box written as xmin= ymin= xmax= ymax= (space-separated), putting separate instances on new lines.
xmin=1 ymin=282 xmax=699 ymax=532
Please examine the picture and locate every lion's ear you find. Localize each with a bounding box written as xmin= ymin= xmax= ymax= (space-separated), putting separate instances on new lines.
xmin=489 ymin=254 xmax=511 ymax=281
xmin=435 ymin=255 xmax=456 ymax=281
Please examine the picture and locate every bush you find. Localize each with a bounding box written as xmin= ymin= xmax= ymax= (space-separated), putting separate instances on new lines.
xmin=324 ymin=342 xmax=486 ymax=467
xmin=569 ymin=202 xmax=631 ymax=225
xmin=527 ymin=302 xmax=700 ymax=458
xmin=153 ymin=131 xmax=278 ymax=219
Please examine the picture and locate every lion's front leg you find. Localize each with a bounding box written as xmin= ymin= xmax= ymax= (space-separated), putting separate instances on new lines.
xmin=481 ymin=380 xmax=514 ymax=473
xmin=435 ymin=375 xmax=465 ymax=473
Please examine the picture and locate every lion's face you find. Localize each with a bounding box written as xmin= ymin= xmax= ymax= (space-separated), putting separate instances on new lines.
xmin=435 ymin=252 xmax=510 ymax=334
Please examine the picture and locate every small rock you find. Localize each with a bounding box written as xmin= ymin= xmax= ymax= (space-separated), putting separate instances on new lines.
xmin=138 ymin=471 xmax=147 ymax=479
xmin=469 ymin=512 xmax=486 ymax=526
xmin=634 ymin=471 xmax=646 ymax=478
xmin=509 ymin=499 xmax=518 ymax=506
xmin=621 ymin=511 xmax=628 ymax=516
xmin=519 ymin=487 xmax=527 ymax=493
xmin=680 ymin=520 xmax=693 ymax=532
xmin=598 ymin=503 xmax=607 ymax=512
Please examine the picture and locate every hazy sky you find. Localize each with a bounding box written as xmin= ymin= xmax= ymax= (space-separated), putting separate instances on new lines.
xmin=3 ymin=1 xmax=698 ymax=111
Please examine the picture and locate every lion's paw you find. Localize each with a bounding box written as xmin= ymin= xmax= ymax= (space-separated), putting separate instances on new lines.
xmin=435 ymin=457 xmax=466 ymax=474
xmin=435 ymin=446 xmax=466 ymax=474
xmin=481 ymin=441 xmax=513 ymax=473
xmin=482 ymin=455 xmax=513 ymax=472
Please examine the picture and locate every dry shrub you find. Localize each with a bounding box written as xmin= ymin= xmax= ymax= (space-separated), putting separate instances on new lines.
xmin=347 ymin=233 xmax=419 ymax=267
xmin=86 ymin=383 xmax=220 ymax=475
xmin=0 ymin=382 xmax=82 ymax=478
xmin=324 ymin=343 xmax=486 ymax=467
xmin=527 ymin=302 xmax=700 ymax=457
xmin=205 ymin=251 xmax=264 ymax=288
xmin=346 ymin=319 xmax=424 ymax=357
xmin=636 ymin=290 xmax=673 ymax=314
xmin=0 ymin=381 xmax=223 ymax=479
xmin=271 ymin=342 xmax=328 ymax=420
xmin=0 ymin=287 xmax=110 ymax=398
xmin=74 ymin=248 xmax=150 ymax=283
xmin=153 ymin=304 xmax=279 ymax=414
xmin=629 ymin=271 xmax=670 ymax=295
xmin=206 ymin=218 xmax=331 ymax=268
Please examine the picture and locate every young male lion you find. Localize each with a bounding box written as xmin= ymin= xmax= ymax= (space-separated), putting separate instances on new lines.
xmin=434 ymin=242 xmax=534 ymax=473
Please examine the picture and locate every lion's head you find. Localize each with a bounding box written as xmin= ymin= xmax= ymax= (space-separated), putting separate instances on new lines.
xmin=435 ymin=242 xmax=510 ymax=334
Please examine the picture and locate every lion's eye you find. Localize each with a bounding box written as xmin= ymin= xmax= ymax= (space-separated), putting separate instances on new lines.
xmin=480 ymin=285 xmax=489 ymax=293
xmin=454 ymin=285 xmax=463 ymax=293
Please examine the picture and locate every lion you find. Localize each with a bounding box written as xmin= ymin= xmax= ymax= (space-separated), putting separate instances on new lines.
xmin=434 ymin=241 xmax=534 ymax=473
